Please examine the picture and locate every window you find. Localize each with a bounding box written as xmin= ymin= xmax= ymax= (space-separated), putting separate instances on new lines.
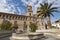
xmin=9 ymin=16 xmax=11 ymax=20
xmin=0 ymin=15 xmax=1 ymax=17
xmin=28 ymin=9 xmax=30 ymax=11
xmin=14 ymin=21 xmax=17 ymax=24
xmin=17 ymin=16 xmax=19 ymax=20
xmin=15 ymin=16 xmax=17 ymax=19
xmin=21 ymin=17 xmax=23 ymax=20
xmin=3 ymin=15 xmax=5 ymax=19
xmin=12 ymin=16 xmax=14 ymax=19
xmin=6 ymin=15 xmax=8 ymax=19
xmin=24 ymin=22 xmax=26 ymax=24
xmin=20 ymin=17 xmax=22 ymax=20
xmin=29 ymin=13 xmax=31 ymax=16
xmin=18 ymin=16 xmax=20 ymax=20
xmin=10 ymin=16 xmax=11 ymax=18
xmin=23 ymin=17 xmax=25 ymax=20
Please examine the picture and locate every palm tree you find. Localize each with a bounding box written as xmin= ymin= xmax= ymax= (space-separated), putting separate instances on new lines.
xmin=37 ymin=2 xmax=59 ymax=29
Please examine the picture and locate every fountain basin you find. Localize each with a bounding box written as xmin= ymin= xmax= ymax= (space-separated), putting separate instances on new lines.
xmin=10 ymin=32 xmax=44 ymax=40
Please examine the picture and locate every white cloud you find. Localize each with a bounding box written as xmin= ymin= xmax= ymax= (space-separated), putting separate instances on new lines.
xmin=21 ymin=0 xmax=43 ymax=14
xmin=48 ymin=0 xmax=54 ymax=3
xmin=0 ymin=0 xmax=60 ymax=14
xmin=0 ymin=0 xmax=21 ymax=14
xmin=17 ymin=7 xmax=21 ymax=15
xmin=0 ymin=0 xmax=15 ymax=14
xmin=21 ymin=0 xmax=60 ymax=14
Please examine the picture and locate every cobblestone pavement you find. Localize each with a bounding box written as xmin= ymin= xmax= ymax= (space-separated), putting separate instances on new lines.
xmin=1 ymin=33 xmax=60 ymax=40
xmin=0 ymin=37 xmax=10 ymax=40
xmin=41 ymin=36 xmax=60 ymax=40
xmin=0 ymin=36 xmax=60 ymax=40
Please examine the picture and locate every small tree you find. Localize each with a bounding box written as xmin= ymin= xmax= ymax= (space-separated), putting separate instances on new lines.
xmin=13 ymin=21 xmax=18 ymax=30
xmin=0 ymin=20 xmax=12 ymax=30
xmin=29 ymin=22 xmax=37 ymax=32
xmin=13 ymin=24 xmax=18 ymax=30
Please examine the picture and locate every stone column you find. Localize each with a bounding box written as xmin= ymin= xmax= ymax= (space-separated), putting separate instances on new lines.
xmin=27 ymin=17 xmax=30 ymax=32
xmin=27 ymin=23 xmax=30 ymax=32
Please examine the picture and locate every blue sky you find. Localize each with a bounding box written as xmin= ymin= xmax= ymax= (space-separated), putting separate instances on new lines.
xmin=0 ymin=0 xmax=60 ymax=23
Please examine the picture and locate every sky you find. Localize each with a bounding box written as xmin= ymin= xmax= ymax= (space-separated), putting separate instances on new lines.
xmin=0 ymin=0 xmax=60 ymax=23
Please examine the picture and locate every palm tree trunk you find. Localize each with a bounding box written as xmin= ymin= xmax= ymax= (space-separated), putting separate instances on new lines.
xmin=46 ymin=15 xmax=51 ymax=29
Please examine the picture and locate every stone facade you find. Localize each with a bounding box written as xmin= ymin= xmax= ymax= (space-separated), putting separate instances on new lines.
xmin=0 ymin=12 xmax=37 ymax=30
xmin=0 ymin=5 xmax=45 ymax=31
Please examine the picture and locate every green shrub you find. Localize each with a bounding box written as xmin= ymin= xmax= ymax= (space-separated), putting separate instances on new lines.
xmin=13 ymin=25 xmax=18 ymax=30
xmin=13 ymin=21 xmax=18 ymax=30
xmin=0 ymin=20 xmax=12 ymax=30
xmin=29 ymin=23 xmax=37 ymax=32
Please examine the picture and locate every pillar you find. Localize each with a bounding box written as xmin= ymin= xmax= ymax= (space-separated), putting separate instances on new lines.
xmin=27 ymin=17 xmax=30 ymax=32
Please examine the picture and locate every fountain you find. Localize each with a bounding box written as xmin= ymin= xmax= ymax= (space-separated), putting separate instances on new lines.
xmin=10 ymin=32 xmax=44 ymax=40
xmin=10 ymin=22 xmax=44 ymax=40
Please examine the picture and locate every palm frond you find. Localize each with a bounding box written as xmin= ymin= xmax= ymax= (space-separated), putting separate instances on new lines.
xmin=50 ymin=7 xmax=59 ymax=10
xmin=37 ymin=2 xmax=59 ymax=19
xmin=37 ymin=13 xmax=43 ymax=17
xmin=40 ymin=3 xmax=43 ymax=7
xmin=48 ymin=3 xmax=54 ymax=9
xmin=44 ymin=3 xmax=48 ymax=9
xmin=37 ymin=11 xmax=40 ymax=13
xmin=50 ymin=10 xmax=60 ymax=12
xmin=40 ymin=3 xmax=44 ymax=9
xmin=50 ymin=13 xmax=54 ymax=17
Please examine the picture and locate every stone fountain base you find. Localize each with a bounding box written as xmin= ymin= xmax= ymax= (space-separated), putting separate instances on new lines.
xmin=10 ymin=32 xmax=44 ymax=40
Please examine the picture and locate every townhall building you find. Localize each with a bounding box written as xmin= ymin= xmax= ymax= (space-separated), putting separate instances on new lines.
xmin=0 ymin=5 xmax=44 ymax=30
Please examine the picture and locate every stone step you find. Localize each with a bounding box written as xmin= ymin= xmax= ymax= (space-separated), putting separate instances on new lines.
xmin=0 ymin=33 xmax=11 ymax=38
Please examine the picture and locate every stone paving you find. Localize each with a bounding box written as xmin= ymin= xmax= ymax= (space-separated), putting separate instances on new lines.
xmin=0 ymin=35 xmax=60 ymax=40
xmin=1 ymin=29 xmax=60 ymax=40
